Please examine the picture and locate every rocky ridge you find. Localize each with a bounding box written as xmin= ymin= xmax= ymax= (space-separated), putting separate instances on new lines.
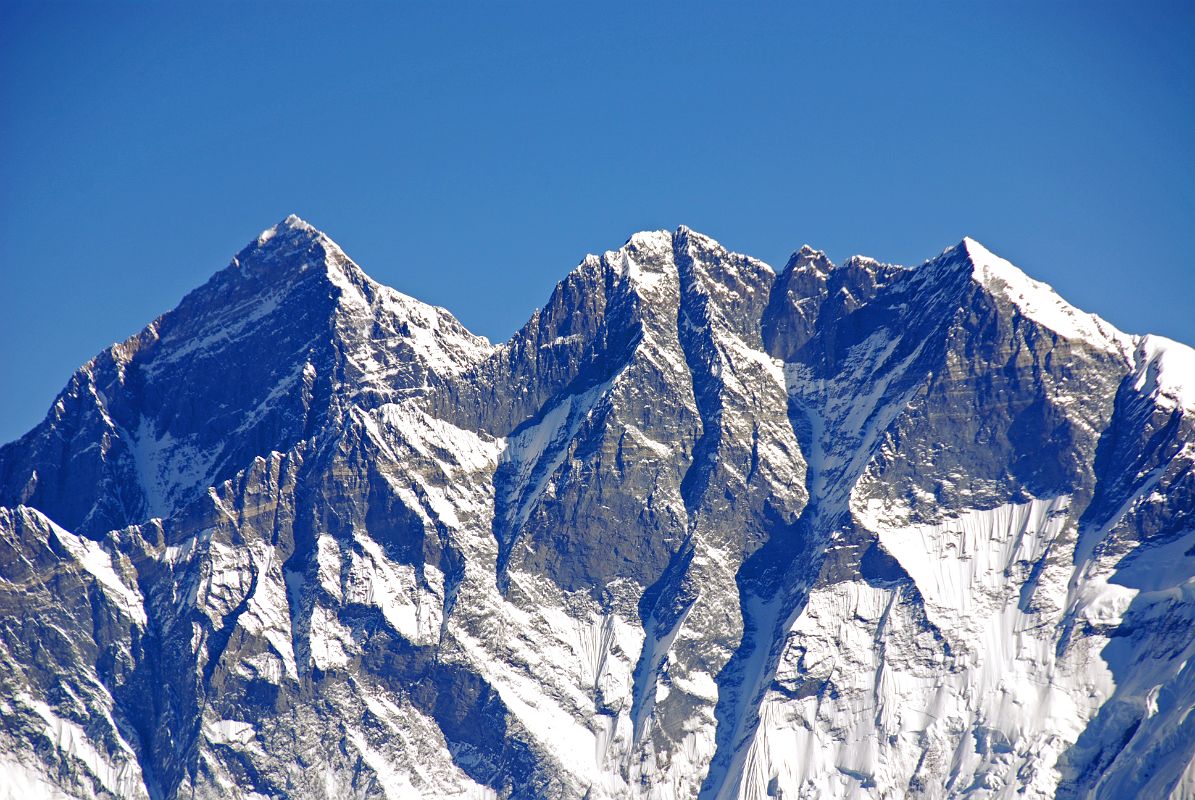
xmin=0 ymin=217 xmax=1192 ymax=799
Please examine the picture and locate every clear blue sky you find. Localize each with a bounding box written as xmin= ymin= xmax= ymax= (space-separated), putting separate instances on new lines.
xmin=2 ymin=2 xmax=1193 ymax=444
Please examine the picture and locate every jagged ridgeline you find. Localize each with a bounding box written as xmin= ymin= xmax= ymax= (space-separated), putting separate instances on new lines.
xmin=1 ymin=216 xmax=1193 ymax=799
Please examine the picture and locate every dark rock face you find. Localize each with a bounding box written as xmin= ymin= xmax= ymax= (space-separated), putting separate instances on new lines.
xmin=0 ymin=220 xmax=1192 ymax=799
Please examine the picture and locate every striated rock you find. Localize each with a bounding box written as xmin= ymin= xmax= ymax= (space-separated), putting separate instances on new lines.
xmin=0 ymin=217 xmax=1192 ymax=799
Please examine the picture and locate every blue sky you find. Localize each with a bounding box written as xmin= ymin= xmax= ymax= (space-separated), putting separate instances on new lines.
xmin=2 ymin=2 xmax=1192 ymax=444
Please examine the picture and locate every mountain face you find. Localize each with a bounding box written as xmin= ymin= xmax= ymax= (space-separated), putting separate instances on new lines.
xmin=1 ymin=217 xmax=1192 ymax=800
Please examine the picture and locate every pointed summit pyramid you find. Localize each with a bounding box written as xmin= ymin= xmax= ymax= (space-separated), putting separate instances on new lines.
xmin=918 ymin=236 xmax=1131 ymax=355
xmin=0 ymin=216 xmax=489 ymax=535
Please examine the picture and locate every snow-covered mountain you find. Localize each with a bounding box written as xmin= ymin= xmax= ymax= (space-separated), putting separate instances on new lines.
xmin=1 ymin=216 xmax=1192 ymax=799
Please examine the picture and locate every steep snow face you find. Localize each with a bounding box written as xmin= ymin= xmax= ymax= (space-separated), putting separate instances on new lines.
xmin=742 ymin=498 xmax=1111 ymax=800
xmin=1 ymin=223 xmax=1193 ymax=800
xmin=1132 ymin=334 xmax=1195 ymax=412
xmin=961 ymin=237 xmax=1131 ymax=356
xmin=314 ymin=222 xmax=493 ymax=386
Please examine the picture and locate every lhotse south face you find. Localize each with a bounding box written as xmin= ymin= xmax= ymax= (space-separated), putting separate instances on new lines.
xmin=1 ymin=216 xmax=1193 ymax=799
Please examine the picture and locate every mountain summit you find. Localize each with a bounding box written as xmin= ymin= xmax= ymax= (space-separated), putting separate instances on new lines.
xmin=1 ymin=219 xmax=1192 ymax=800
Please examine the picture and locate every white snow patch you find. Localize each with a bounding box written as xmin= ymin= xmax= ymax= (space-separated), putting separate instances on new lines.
xmin=16 ymin=692 xmax=146 ymax=798
xmin=346 ymin=728 xmax=420 ymax=799
xmin=131 ymin=416 xmax=217 ymax=520
xmin=229 ymin=542 xmax=299 ymax=681
xmin=347 ymin=535 xmax=443 ymax=646
xmin=205 ymin=719 xmax=256 ymax=746
xmin=46 ymin=518 xmax=147 ymax=626
xmin=1133 ymin=334 xmax=1195 ymax=411
xmin=309 ymin=604 xmax=354 ymax=670
xmin=499 ymin=379 xmax=614 ymax=530
xmin=0 ymin=754 xmax=83 ymax=800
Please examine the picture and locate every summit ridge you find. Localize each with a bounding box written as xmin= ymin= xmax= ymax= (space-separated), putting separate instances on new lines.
xmin=0 ymin=219 xmax=1192 ymax=800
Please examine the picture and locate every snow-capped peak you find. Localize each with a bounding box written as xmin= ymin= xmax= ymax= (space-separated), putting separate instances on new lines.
xmin=958 ymin=236 xmax=1131 ymax=355
xmin=841 ymin=254 xmax=886 ymax=269
xmin=784 ymin=244 xmax=833 ymax=274
xmin=241 ymin=218 xmax=491 ymax=369
xmin=281 ymin=212 xmax=313 ymax=229
xmin=2 ymin=219 xmax=1194 ymax=800
xmin=256 ymin=213 xmax=317 ymax=245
